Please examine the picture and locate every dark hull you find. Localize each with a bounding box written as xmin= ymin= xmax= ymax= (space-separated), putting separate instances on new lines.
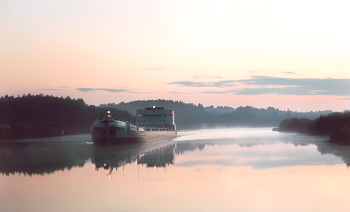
xmin=90 ymin=118 xmax=176 ymax=144
xmin=139 ymin=130 xmax=177 ymax=142
xmin=92 ymin=130 xmax=177 ymax=144
xmin=92 ymin=136 xmax=144 ymax=145
xmin=90 ymin=118 xmax=141 ymax=144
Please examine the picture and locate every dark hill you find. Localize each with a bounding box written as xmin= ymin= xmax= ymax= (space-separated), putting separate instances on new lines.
xmin=100 ymin=100 xmax=208 ymax=130
xmin=101 ymin=100 xmax=332 ymax=130
xmin=277 ymin=111 xmax=350 ymax=144
xmin=0 ymin=94 xmax=134 ymax=140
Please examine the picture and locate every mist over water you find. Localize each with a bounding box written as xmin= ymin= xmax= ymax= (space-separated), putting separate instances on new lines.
xmin=1 ymin=128 xmax=350 ymax=212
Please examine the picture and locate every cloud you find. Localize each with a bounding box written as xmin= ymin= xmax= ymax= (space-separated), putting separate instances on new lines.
xmin=168 ymin=81 xmax=213 ymax=87
xmin=239 ymin=76 xmax=350 ymax=96
xmin=339 ymin=98 xmax=350 ymax=100
xmin=41 ymin=89 xmax=60 ymax=91
xmin=168 ymin=80 xmax=236 ymax=88
xmin=212 ymin=80 xmax=236 ymax=87
xmin=169 ymin=91 xmax=196 ymax=94
xmin=40 ymin=86 xmax=69 ymax=91
xmin=77 ymin=88 xmax=128 ymax=93
xmin=230 ymin=87 xmax=326 ymax=96
xmin=281 ymin=71 xmax=296 ymax=74
xmin=199 ymin=91 xmax=230 ymax=94
xmin=169 ymin=76 xmax=350 ymax=96
xmin=192 ymin=75 xmax=222 ymax=80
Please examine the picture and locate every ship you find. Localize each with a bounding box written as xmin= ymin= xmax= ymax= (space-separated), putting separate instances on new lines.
xmin=90 ymin=111 xmax=140 ymax=143
xmin=90 ymin=106 xmax=177 ymax=144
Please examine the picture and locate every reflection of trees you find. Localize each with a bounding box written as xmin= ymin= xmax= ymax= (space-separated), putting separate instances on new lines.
xmin=0 ymin=142 xmax=93 ymax=176
xmin=275 ymin=134 xmax=350 ymax=166
xmin=316 ymin=143 xmax=350 ymax=166
xmin=176 ymin=143 xmax=206 ymax=155
xmin=175 ymin=135 xmax=350 ymax=167
xmin=175 ymin=137 xmax=271 ymax=155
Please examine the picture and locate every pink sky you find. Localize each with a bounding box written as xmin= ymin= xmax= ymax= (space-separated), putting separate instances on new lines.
xmin=1 ymin=1 xmax=349 ymax=112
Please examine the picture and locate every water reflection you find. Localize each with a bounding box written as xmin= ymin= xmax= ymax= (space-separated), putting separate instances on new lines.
xmin=1 ymin=129 xmax=350 ymax=177
xmin=0 ymin=139 xmax=176 ymax=176
xmin=174 ymin=134 xmax=344 ymax=168
xmin=0 ymin=142 xmax=92 ymax=176
xmin=3 ymin=129 xmax=350 ymax=212
xmin=92 ymin=142 xmax=176 ymax=175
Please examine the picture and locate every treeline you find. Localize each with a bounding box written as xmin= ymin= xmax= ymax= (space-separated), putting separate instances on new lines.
xmin=101 ymin=99 xmax=332 ymax=130
xmin=0 ymin=94 xmax=134 ymax=140
xmin=1 ymin=95 xmax=339 ymax=140
xmin=277 ymin=111 xmax=350 ymax=144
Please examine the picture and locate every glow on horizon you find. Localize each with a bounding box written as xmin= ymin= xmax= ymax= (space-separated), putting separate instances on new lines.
xmin=1 ymin=0 xmax=349 ymax=112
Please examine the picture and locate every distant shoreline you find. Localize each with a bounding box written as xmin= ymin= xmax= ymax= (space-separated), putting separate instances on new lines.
xmin=0 ymin=134 xmax=91 ymax=143
xmin=274 ymin=112 xmax=350 ymax=145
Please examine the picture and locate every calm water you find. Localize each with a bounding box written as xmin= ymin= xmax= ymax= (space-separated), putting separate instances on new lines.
xmin=2 ymin=128 xmax=350 ymax=212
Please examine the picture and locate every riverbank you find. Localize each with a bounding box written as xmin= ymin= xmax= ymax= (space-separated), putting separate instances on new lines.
xmin=0 ymin=94 xmax=134 ymax=140
xmin=275 ymin=112 xmax=350 ymax=145
xmin=0 ymin=134 xmax=91 ymax=144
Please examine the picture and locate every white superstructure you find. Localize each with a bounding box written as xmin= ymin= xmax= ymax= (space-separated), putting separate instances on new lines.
xmin=136 ymin=106 xmax=176 ymax=131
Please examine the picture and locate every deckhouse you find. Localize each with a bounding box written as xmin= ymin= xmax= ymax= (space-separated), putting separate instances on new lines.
xmin=136 ymin=106 xmax=176 ymax=131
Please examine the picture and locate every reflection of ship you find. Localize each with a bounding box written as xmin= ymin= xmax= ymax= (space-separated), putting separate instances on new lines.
xmin=91 ymin=107 xmax=177 ymax=144
xmin=137 ymin=143 xmax=175 ymax=168
xmin=92 ymin=141 xmax=176 ymax=172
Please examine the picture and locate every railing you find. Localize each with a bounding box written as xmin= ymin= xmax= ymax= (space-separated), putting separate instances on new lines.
xmin=138 ymin=126 xmax=176 ymax=131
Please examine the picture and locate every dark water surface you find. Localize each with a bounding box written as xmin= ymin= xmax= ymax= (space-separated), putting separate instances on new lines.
xmin=2 ymin=128 xmax=350 ymax=211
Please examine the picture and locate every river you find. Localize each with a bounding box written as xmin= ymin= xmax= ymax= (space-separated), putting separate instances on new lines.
xmin=1 ymin=128 xmax=350 ymax=211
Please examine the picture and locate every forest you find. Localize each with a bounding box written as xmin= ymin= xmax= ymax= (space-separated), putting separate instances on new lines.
xmin=0 ymin=94 xmax=134 ymax=140
xmin=0 ymin=95 xmax=338 ymax=140
xmin=277 ymin=111 xmax=350 ymax=144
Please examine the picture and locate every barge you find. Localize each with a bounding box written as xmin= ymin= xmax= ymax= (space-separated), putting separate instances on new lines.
xmin=90 ymin=106 xmax=177 ymax=144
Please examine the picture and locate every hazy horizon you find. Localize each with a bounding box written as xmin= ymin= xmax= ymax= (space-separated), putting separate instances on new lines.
xmin=1 ymin=1 xmax=349 ymax=112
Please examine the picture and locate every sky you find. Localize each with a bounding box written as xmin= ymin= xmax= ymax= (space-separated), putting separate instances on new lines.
xmin=1 ymin=0 xmax=349 ymax=112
